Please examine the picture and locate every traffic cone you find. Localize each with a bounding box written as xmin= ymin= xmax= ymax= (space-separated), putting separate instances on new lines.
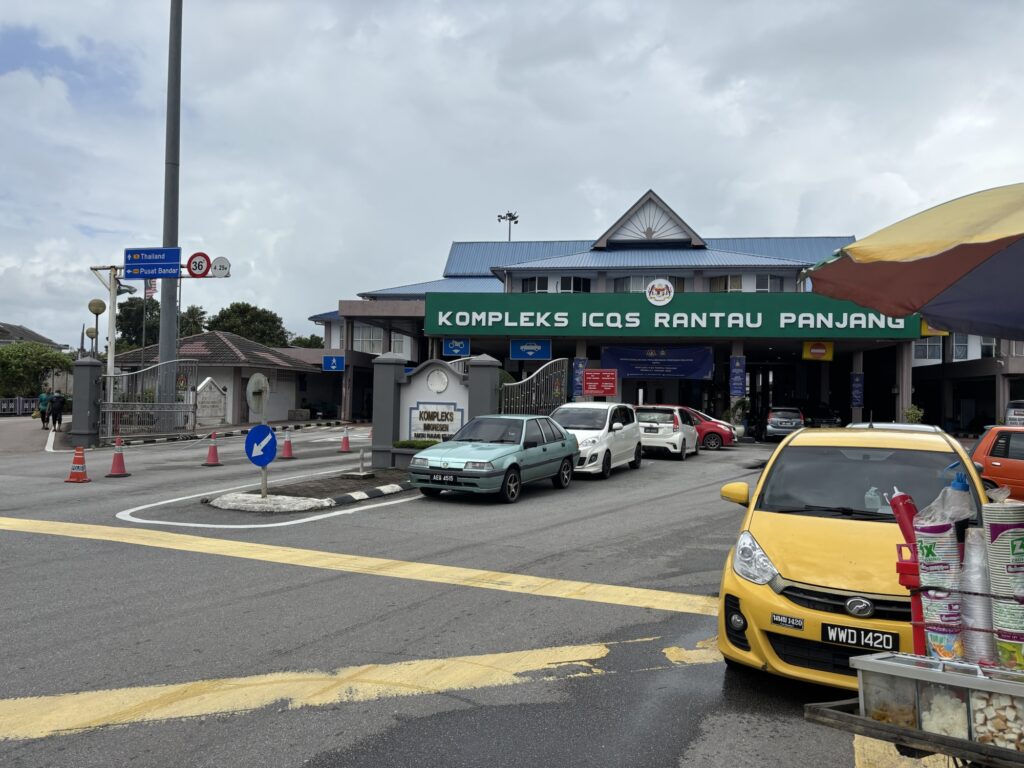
xmin=202 ymin=432 xmax=223 ymax=467
xmin=339 ymin=426 xmax=351 ymax=453
xmin=280 ymin=429 xmax=296 ymax=460
xmin=105 ymin=437 xmax=131 ymax=478
xmin=64 ymin=446 xmax=91 ymax=483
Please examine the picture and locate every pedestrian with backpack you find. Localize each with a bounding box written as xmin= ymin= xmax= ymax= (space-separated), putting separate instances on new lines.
xmin=49 ymin=391 xmax=66 ymax=432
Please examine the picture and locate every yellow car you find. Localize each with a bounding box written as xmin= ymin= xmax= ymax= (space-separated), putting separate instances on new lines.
xmin=717 ymin=427 xmax=984 ymax=690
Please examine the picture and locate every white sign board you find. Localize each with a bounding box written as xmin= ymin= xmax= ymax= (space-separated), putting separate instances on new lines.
xmin=398 ymin=364 xmax=469 ymax=441
xmin=407 ymin=402 xmax=465 ymax=441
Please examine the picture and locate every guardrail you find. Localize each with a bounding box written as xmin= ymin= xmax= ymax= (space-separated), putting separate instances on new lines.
xmin=0 ymin=397 xmax=35 ymax=417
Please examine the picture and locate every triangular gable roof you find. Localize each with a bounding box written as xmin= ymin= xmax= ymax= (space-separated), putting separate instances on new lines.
xmin=592 ymin=190 xmax=705 ymax=249
xmin=114 ymin=330 xmax=318 ymax=371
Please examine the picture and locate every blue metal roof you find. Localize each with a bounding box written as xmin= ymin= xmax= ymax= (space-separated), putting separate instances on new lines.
xmin=308 ymin=310 xmax=341 ymax=322
xmin=704 ymin=236 xmax=854 ymax=264
xmin=443 ymin=241 xmax=594 ymax=276
xmin=358 ymin=276 xmax=504 ymax=299
xmin=497 ymin=247 xmax=812 ymax=272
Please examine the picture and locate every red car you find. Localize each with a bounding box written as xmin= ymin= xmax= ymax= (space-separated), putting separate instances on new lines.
xmin=679 ymin=406 xmax=737 ymax=450
xmin=972 ymin=425 xmax=1024 ymax=500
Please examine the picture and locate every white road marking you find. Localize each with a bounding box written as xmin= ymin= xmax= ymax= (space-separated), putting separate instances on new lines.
xmin=115 ymin=467 xmax=419 ymax=529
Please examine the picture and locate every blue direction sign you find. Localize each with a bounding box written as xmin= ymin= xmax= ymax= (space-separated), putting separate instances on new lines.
xmin=245 ymin=424 xmax=277 ymax=467
xmin=442 ymin=337 xmax=470 ymax=357
xmin=123 ymin=247 xmax=182 ymax=280
xmin=510 ymin=338 xmax=552 ymax=361
xmin=322 ymin=355 xmax=345 ymax=372
xmin=851 ymin=372 xmax=865 ymax=408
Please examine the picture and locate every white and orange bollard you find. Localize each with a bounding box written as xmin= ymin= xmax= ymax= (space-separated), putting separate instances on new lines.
xmin=280 ymin=429 xmax=296 ymax=460
xmin=105 ymin=436 xmax=131 ymax=478
xmin=64 ymin=446 xmax=91 ymax=483
xmin=202 ymin=432 xmax=223 ymax=467
xmin=339 ymin=426 xmax=351 ymax=453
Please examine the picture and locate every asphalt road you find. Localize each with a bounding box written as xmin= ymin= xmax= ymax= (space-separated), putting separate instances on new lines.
xmin=0 ymin=424 xmax=929 ymax=767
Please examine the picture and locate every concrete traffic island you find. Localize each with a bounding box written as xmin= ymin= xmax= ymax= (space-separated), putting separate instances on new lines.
xmin=204 ymin=468 xmax=414 ymax=512
xmin=209 ymin=493 xmax=335 ymax=513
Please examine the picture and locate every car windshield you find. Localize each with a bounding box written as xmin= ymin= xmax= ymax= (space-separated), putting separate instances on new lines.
xmin=636 ymin=409 xmax=674 ymax=424
xmin=551 ymin=407 xmax=609 ymax=430
xmin=756 ymin=445 xmax=979 ymax=520
xmin=451 ymin=418 xmax=523 ymax=444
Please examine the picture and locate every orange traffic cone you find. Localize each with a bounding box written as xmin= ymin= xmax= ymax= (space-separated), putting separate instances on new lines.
xmin=280 ymin=429 xmax=296 ymax=459
xmin=202 ymin=432 xmax=223 ymax=467
xmin=339 ymin=426 xmax=351 ymax=453
xmin=64 ymin=446 xmax=91 ymax=483
xmin=105 ymin=436 xmax=131 ymax=478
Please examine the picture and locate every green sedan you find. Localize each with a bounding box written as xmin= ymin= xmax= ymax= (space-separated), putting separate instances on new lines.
xmin=408 ymin=414 xmax=580 ymax=503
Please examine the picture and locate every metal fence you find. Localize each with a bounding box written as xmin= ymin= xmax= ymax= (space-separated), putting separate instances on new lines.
xmin=0 ymin=397 xmax=35 ymax=417
xmin=499 ymin=358 xmax=568 ymax=416
xmin=100 ymin=359 xmax=199 ymax=442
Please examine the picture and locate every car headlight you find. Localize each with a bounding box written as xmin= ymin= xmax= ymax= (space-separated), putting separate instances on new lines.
xmin=579 ymin=437 xmax=599 ymax=448
xmin=733 ymin=531 xmax=779 ymax=585
xmin=410 ymin=457 xmax=429 ymax=467
xmin=463 ymin=461 xmax=493 ymax=471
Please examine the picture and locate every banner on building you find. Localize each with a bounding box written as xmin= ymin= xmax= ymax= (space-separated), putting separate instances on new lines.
xmin=600 ymin=346 xmax=714 ymax=380
xmin=851 ymin=373 xmax=865 ymax=408
xmin=729 ymin=356 xmax=746 ymax=397
xmin=571 ymin=357 xmax=587 ymax=397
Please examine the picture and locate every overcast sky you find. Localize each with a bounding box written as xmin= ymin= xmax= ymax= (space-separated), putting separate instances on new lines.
xmin=2 ymin=0 xmax=1023 ymax=348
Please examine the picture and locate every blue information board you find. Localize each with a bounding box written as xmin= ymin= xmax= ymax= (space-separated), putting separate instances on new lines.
xmin=322 ymin=355 xmax=345 ymax=372
xmin=729 ymin=355 xmax=746 ymax=397
xmin=571 ymin=357 xmax=587 ymax=398
xmin=509 ymin=339 xmax=552 ymax=361
xmin=600 ymin=346 xmax=714 ymax=380
xmin=851 ymin=372 xmax=865 ymax=408
xmin=245 ymin=424 xmax=277 ymax=467
xmin=123 ymin=247 xmax=181 ymax=280
xmin=442 ymin=337 xmax=470 ymax=357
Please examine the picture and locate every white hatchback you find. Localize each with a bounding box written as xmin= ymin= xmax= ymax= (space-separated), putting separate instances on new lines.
xmin=635 ymin=405 xmax=700 ymax=460
xmin=550 ymin=402 xmax=643 ymax=478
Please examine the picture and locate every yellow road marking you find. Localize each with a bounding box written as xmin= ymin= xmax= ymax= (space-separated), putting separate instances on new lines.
xmin=0 ymin=517 xmax=718 ymax=615
xmin=0 ymin=642 xmax=611 ymax=741
xmin=663 ymin=637 xmax=723 ymax=665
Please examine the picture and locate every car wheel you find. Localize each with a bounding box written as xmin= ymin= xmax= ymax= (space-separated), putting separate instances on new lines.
xmin=677 ymin=440 xmax=687 ymax=461
xmin=703 ymin=433 xmax=723 ymax=451
xmin=983 ymin=478 xmax=998 ymax=491
xmin=694 ymin=439 xmax=700 ymax=456
xmin=420 ymin=488 xmax=442 ymax=498
xmin=600 ymin=451 xmax=612 ymax=479
xmin=629 ymin=443 xmax=642 ymax=469
xmin=551 ymin=458 xmax=573 ymax=489
xmin=500 ymin=467 xmax=522 ymax=503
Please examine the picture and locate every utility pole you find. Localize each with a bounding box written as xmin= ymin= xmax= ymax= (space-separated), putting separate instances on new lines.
xmin=497 ymin=211 xmax=519 ymax=241
xmin=157 ymin=0 xmax=183 ymax=410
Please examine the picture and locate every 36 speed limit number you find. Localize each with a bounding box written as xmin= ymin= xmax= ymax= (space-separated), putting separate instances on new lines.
xmin=187 ymin=252 xmax=211 ymax=278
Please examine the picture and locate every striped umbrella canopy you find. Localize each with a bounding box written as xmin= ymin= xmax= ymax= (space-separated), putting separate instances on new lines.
xmin=806 ymin=183 xmax=1024 ymax=338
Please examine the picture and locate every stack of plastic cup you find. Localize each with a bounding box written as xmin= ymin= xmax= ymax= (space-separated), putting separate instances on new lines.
xmin=984 ymin=499 xmax=1024 ymax=668
xmin=916 ymin=520 xmax=965 ymax=659
xmin=961 ymin=527 xmax=997 ymax=664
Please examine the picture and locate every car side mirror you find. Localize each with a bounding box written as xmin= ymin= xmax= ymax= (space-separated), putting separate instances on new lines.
xmin=523 ymin=440 xmax=538 ymax=449
xmin=720 ymin=481 xmax=750 ymax=506
xmin=611 ymin=422 xmax=624 ymax=432
xmin=974 ymin=461 xmax=985 ymax=473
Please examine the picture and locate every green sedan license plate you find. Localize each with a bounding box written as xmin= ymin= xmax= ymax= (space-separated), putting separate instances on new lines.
xmin=430 ymin=473 xmax=456 ymax=483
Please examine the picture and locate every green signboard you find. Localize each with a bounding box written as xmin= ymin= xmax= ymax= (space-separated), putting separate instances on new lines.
xmin=424 ymin=292 xmax=920 ymax=340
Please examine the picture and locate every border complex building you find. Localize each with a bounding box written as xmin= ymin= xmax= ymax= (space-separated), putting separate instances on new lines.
xmin=311 ymin=191 xmax=1017 ymax=429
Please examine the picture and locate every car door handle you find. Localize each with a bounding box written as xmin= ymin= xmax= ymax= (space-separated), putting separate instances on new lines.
xmin=992 ymin=461 xmax=1002 ymax=467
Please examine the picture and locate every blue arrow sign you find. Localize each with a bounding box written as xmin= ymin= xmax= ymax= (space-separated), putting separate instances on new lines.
xmin=123 ymin=247 xmax=182 ymax=280
xmin=245 ymin=424 xmax=277 ymax=467
xmin=322 ymin=355 xmax=345 ymax=372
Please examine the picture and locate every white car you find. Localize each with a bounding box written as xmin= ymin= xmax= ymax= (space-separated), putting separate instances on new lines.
xmin=635 ymin=405 xmax=700 ymax=460
xmin=550 ymin=402 xmax=643 ymax=478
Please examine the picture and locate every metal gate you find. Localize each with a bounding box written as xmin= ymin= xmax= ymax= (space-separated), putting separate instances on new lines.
xmin=499 ymin=358 xmax=568 ymax=415
xmin=100 ymin=359 xmax=199 ymax=442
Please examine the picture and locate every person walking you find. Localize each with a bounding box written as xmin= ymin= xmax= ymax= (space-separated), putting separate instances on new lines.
xmin=38 ymin=388 xmax=50 ymax=430
xmin=49 ymin=390 xmax=66 ymax=432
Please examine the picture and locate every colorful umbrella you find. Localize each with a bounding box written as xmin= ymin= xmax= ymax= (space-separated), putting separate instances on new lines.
xmin=806 ymin=183 xmax=1024 ymax=338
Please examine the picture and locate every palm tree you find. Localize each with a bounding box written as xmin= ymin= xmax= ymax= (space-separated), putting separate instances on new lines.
xmin=179 ymin=305 xmax=207 ymax=337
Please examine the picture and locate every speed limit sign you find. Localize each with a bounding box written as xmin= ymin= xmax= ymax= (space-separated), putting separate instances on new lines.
xmin=187 ymin=252 xmax=211 ymax=278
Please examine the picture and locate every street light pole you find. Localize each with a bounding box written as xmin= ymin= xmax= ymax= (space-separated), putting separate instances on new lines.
xmin=497 ymin=211 xmax=519 ymax=241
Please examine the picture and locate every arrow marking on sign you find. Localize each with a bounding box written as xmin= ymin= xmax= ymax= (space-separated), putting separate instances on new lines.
xmin=252 ymin=433 xmax=273 ymax=457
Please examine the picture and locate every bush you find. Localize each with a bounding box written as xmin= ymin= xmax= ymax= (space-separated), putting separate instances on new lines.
xmin=393 ymin=439 xmax=439 ymax=450
xmin=904 ymin=403 xmax=925 ymax=424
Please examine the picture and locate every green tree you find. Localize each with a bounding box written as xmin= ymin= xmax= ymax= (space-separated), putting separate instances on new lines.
xmin=289 ymin=333 xmax=324 ymax=349
xmin=207 ymin=302 xmax=289 ymax=347
xmin=179 ymin=305 xmax=208 ymax=337
xmin=116 ymin=297 xmax=160 ymax=348
xmin=0 ymin=342 xmax=73 ymax=397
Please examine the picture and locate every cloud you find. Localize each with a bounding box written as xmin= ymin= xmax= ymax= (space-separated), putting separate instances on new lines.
xmin=2 ymin=0 xmax=1024 ymax=348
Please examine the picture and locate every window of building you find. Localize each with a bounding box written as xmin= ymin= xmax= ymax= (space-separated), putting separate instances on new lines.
xmin=390 ymin=332 xmax=406 ymax=356
xmin=612 ymin=275 xmax=682 ymax=293
xmin=352 ymin=324 xmax=384 ymax=355
xmin=708 ymin=274 xmax=743 ymax=293
xmin=755 ymin=274 xmax=783 ymax=293
xmin=1012 ymin=340 xmax=1024 ymax=357
xmin=913 ymin=337 xmax=942 ymax=360
xmin=982 ymin=337 xmax=997 ymax=358
xmin=521 ymin=276 xmax=549 ymax=293
xmin=559 ymin=276 xmax=591 ymax=293
xmin=953 ymin=333 xmax=968 ymax=361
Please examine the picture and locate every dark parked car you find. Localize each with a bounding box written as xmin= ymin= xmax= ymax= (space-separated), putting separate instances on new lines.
xmin=802 ymin=403 xmax=844 ymax=428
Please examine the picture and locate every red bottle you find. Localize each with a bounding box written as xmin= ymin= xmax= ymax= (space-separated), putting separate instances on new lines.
xmin=889 ymin=487 xmax=919 ymax=546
